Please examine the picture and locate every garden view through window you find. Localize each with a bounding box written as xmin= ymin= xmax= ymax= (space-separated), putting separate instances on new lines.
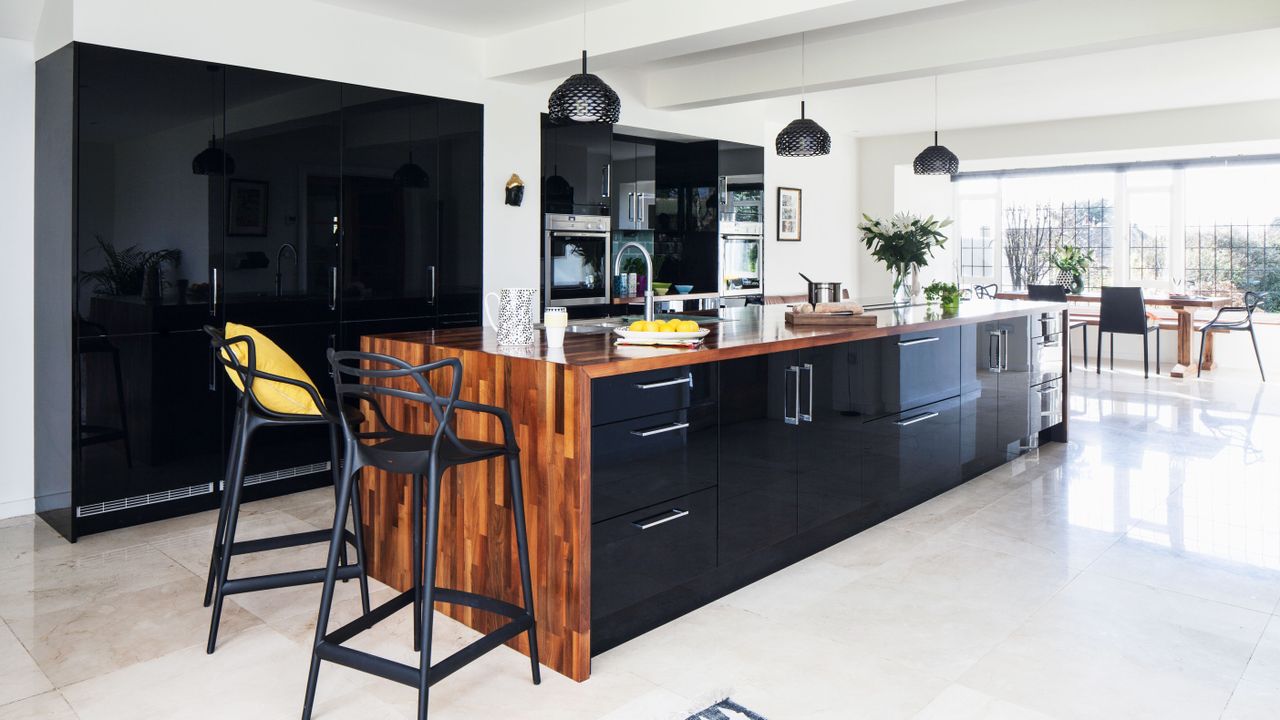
xmin=954 ymin=158 xmax=1280 ymax=311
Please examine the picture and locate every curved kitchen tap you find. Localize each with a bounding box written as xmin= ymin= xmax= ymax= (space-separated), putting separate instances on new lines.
xmin=275 ymin=242 xmax=298 ymax=297
xmin=613 ymin=241 xmax=655 ymax=322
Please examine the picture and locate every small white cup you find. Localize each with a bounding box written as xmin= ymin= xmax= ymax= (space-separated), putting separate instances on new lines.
xmin=543 ymin=306 xmax=568 ymax=328
xmin=545 ymin=326 xmax=566 ymax=348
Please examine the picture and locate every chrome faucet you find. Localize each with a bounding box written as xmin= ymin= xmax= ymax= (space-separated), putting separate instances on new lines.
xmin=275 ymin=242 xmax=298 ymax=297
xmin=614 ymin=241 xmax=655 ymax=322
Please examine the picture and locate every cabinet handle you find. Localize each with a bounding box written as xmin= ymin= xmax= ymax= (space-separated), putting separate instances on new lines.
xmin=638 ymin=194 xmax=646 ymax=226
xmin=895 ymin=411 xmax=939 ymax=427
xmin=718 ymin=176 xmax=727 ymax=205
xmin=784 ymin=365 xmax=800 ymax=425
xmin=634 ymin=376 xmax=692 ymax=390
xmin=630 ymin=421 xmax=689 ymax=437
xmin=330 ymin=267 xmax=337 ymax=310
xmin=1036 ymin=386 xmax=1058 ymax=394
xmin=898 ymin=336 xmax=939 ymax=346
xmin=602 ymin=165 xmax=610 ymax=198
xmin=210 ymin=268 xmax=219 ymax=315
xmin=428 ymin=265 xmax=437 ymax=303
xmin=632 ymin=508 xmax=689 ymax=530
xmin=1000 ymin=329 xmax=1010 ymax=371
xmin=799 ymin=363 xmax=814 ymax=422
xmin=627 ymin=192 xmax=635 ymax=221
xmin=988 ymin=330 xmax=1001 ymax=372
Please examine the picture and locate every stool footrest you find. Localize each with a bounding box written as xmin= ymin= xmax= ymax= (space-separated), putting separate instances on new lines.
xmin=326 ymin=589 xmax=414 ymax=646
xmin=221 ymin=564 xmax=363 ymax=596
xmin=229 ymin=528 xmax=355 ymax=556
xmin=315 ymin=613 xmax=534 ymax=689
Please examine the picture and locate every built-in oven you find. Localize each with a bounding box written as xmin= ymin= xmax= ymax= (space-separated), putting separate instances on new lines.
xmin=544 ymin=214 xmax=612 ymax=306
xmin=720 ymin=234 xmax=762 ymax=296
xmin=718 ymin=174 xmax=764 ymax=297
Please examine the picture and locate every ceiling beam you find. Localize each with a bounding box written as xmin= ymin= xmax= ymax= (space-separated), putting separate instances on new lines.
xmin=642 ymin=0 xmax=1280 ymax=109
xmin=482 ymin=0 xmax=969 ymax=82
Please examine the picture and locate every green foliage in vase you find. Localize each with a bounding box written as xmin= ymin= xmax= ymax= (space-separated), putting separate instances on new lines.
xmin=858 ymin=213 xmax=951 ymax=289
xmin=1050 ymin=243 xmax=1095 ymax=277
xmin=923 ymin=280 xmax=961 ymax=308
xmin=80 ymin=235 xmax=183 ymax=296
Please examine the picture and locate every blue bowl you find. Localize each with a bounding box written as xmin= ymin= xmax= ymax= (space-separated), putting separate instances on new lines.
xmin=674 ymin=284 xmax=694 ymax=294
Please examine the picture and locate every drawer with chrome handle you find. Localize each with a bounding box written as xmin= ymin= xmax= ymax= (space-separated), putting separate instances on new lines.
xmin=631 ymin=507 xmax=689 ymax=530
xmin=1031 ymin=379 xmax=1064 ymax=432
xmin=591 ymin=406 xmax=717 ymax=523
xmin=592 ymin=363 xmax=716 ymax=426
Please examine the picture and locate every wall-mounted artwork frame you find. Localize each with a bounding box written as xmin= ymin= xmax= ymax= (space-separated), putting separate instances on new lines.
xmin=227 ymin=180 xmax=269 ymax=236
xmin=777 ymin=186 xmax=801 ymax=242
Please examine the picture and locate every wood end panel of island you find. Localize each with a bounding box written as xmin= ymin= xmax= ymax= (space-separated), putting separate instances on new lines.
xmin=359 ymin=335 xmax=592 ymax=681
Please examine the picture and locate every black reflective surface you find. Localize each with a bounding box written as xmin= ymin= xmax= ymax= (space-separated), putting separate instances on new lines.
xmin=797 ymin=343 xmax=871 ymax=531
xmin=863 ymin=396 xmax=963 ymax=513
xmin=591 ymin=406 xmax=718 ymax=523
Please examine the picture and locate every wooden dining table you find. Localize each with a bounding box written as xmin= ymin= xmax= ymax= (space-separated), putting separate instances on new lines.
xmin=996 ymin=291 xmax=1233 ymax=377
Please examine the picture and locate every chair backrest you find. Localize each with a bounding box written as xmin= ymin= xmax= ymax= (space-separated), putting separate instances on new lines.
xmin=1027 ymin=284 xmax=1068 ymax=302
xmin=1244 ymin=291 xmax=1268 ymax=315
xmin=973 ymin=283 xmax=999 ymax=299
xmin=205 ymin=324 xmax=332 ymax=421
xmin=1098 ymin=286 xmax=1147 ymax=334
xmin=327 ymin=349 xmax=469 ymax=457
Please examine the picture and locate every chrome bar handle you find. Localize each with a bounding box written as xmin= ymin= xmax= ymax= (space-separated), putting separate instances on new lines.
xmin=602 ymin=165 xmax=610 ymax=198
xmin=329 ymin=266 xmax=337 ymax=310
xmin=634 ymin=376 xmax=692 ymax=390
xmin=799 ymin=363 xmax=814 ymax=422
xmin=895 ymin=411 xmax=939 ymax=427
xmin=898 ymin=336 xmax=940 ymax=346
xmin=988 ymin=330 xmax=1002 ymax=372
xmin=429 ymin=265 xmax=437 ymax=303
xmin=210 ymin=268 xmax=218 ymax=315
xmin=632 ymin=508 xmax=689 ymax=530
xmin=1001 ymin=329 xmax=1010 ymax=371
xmin=630 ymin=422 xmax=689 ymax=438
xmin=784 ymin=365 xmax=800 ymax=425
xmin=628 ymin=192 xmax=635 ymax=221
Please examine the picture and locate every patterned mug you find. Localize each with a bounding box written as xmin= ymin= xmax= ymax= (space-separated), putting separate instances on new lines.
xmin=484 ymin=288 xmax=538 ymax=345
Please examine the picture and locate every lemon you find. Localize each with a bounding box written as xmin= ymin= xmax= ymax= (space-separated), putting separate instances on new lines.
xmin=628 ymin=320 xmax=647 ymax=332
xmin=677 ymin=320 xmax=700 ymax=332
xmin=643 ymin=320 xmax=663 ymax=333
xmin=659 ymin=323 xmax=678 ymax=333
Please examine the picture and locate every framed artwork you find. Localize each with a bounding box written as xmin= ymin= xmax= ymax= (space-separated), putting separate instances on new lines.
xmin=227 ymin=180 xmax=269 ymax=236
xmin=777 ymin=187 xmax=801 ymax=241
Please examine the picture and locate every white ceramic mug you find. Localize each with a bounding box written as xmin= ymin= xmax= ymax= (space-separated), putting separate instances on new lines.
xmin=484 ymin=288 xmax=538 ymax=345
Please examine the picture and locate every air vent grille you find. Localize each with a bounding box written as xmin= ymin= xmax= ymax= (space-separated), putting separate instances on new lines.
xmin=76 ymin=482 xmax=215 ymax=518
xmin=222 ymin=461 xmax=331 ymax=491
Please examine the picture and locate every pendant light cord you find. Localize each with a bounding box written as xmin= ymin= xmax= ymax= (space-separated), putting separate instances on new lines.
xmin=800 ymin=33 xmax=807 ymax=118
xmin=933 ymin=75 xmax=939 ymax=145
xmin=582 ymin=0 xmax=587 ymax=73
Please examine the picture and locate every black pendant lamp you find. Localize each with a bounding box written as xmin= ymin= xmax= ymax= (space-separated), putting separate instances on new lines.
xmin=393 ymin=102 xmax=429 ymax=188
xmin=913 ymin=77 xmax=959 ymax=175
xmin=776 ymin=33 xmax=830 ymax=157
xmin=192 ymin=65 xmax=235 ymax=176
xmin=547 ymin=2 xmax=620 ymax=124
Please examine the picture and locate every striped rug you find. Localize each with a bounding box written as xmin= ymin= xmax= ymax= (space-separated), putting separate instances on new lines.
xmin=685 ymin=698 xmax=768 ymax=720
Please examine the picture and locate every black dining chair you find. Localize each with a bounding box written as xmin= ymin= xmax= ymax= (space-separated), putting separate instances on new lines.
xmin=973 ymin=283 xmax=999 ymax=299
xmin=1028 ymin=284 xmax=1090 ymax=371
xmin=1097 ymin=286 xmax=1160 ymax=378
xmin=1198 ymin=291 xmax=1269 ymax=381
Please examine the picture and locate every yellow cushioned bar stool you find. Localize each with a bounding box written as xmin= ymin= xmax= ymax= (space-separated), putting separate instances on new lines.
xmin=202 ymin=323 xmax=370 ymax=654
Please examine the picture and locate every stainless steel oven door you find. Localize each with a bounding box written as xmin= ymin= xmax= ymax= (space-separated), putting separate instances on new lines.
xmin=720 ymin=234 xmax=762 ymax=297
xmin=545 ymin=230 xmax=611 ymax=306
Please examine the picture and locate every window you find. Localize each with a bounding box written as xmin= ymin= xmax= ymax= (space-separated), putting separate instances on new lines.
xmin=1183 ymin=164 xmax=1280 ymax=309
xmin=999 ymin=172 xmax=1115 ymax=291
xmin=956 ymin=194 xmax=997 ymax=279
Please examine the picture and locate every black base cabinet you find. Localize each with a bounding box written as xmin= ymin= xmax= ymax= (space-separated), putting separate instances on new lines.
xmin=591 ymin=314 xmax=1053 ymax=655
xmin=34 ymin=43 xmax=483 ymax=540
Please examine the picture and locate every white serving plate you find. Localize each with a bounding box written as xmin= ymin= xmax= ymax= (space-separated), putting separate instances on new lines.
xmin=614 ymin=327 xmax=710 ymax=341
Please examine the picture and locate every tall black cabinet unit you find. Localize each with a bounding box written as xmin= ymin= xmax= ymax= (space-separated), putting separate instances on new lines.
xmin=34 ymin=43 xmax=484 ymax=540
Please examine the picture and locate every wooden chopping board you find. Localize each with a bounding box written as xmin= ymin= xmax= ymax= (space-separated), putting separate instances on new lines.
xmin=785 ymin=311 xmax=879 ymax=326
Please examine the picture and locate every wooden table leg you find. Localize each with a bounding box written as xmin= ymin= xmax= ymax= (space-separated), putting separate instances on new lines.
xmin=1170 ymin=304 xmax=1195 ymax=378
xmin=1201 ymin=330 xmax=1217 ymax=372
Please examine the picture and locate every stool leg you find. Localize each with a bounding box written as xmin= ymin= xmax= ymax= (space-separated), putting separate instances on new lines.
xmin=1249 ymin=325 xmax=1266 ymax=382
xmin=207 ymin=418 xmax=251 ymax=654
xmin=1197 ymin=329 xmax=1208 ymax=378
xmin=411 ymin=473 xmax=423 ymax=653
xmin=205 ymin=411 xmax=245 ymax=607
xmin=347 ymin=465 xmax=371 ymax=616
xmin=301 ymin=446 xmax=357 ymax=720
xmin=329 ymin=429 xmax=349 ymax=577
xmin=417 ymin=464 xmax=443 ymax=720
xmin=507 ymin=453 xmax=541 ymax=685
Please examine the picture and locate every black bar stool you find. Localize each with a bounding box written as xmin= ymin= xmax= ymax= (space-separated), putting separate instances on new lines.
xmin=302 ymin=350 xmax=540 ymax=720
xmin=203 ymin=325 xmax=370 ymax=653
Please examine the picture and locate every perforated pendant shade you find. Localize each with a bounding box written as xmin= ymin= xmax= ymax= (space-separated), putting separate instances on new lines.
xmin=548 ymin=51 xmax=620 ymax=124
xmin=192 ymin=136 xmax=235 ymax=176
xmin=775 ymin=101 xmax=831 ymax=157
xmin=913 ymin=132 xmax=959 ymax=175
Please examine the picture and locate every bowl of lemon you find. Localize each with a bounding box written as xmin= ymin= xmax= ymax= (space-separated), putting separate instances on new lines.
xmin=614 ymin=317 xmax=709 ymax=341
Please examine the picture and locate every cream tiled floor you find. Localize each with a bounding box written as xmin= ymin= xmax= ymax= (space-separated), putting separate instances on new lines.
xmin=2 ymin=366 xmax=1279 ymax=719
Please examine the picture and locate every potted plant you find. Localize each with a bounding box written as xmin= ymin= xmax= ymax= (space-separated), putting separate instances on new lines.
xmin=80 ymin=235 xmax=183 ymax=302
xmin=923 ymin=281 xmax=961 ymax=311
xmin=858 ymin=212 xmax=951 ymax=304
xmin=1049 ymin=243 xmax=1094 ymax=294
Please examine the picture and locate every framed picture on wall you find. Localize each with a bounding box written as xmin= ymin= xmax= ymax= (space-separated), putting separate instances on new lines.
xmin=777 ymin=187 xmax=801 ymax=241
xmin=227 ymin=180 xmax=269 ymax=236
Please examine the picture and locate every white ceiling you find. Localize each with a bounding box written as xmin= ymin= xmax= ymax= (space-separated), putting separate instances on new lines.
xmin=313 ymin=0 xmax=630 ymax=37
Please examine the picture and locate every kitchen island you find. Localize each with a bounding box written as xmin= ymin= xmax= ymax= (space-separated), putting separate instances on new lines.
xmin=357 ymin=300 xmax=1068 ymax=681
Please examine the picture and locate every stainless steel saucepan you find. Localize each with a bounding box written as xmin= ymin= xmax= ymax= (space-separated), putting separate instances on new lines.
xmin=800 ymin=273 xmax=842 ymax=305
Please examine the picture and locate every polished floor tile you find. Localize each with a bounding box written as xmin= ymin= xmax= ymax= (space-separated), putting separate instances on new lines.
xmin=2 ymin=366 xmax=1279 ymax=719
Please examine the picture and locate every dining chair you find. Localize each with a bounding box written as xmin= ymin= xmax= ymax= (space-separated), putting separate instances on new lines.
xmin=1097 ymin=286 xmax=1160 ymax=378
xmin=1197 ymin=291 xmax=1268 ymax=381
xmin=973 ymin=283 xmax=999 ymax=299
xmin=1027 ymin=284 xmax=1090 ymax=371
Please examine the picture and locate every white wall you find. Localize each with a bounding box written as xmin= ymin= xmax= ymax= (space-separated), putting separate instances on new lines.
xmin=1 ymin=37 xmax=35 ymax=518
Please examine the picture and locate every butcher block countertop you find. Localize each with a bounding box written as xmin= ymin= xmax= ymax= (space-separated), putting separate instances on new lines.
xmin=366 ymin=299 xmax=1066 ymax=378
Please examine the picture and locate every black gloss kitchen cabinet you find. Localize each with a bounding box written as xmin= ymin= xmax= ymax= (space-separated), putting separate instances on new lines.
xmin=960 ymin=316 xmax=1033 ymax=478
xmin=541 ymin=117 xmax=611 ymax=216
xmin=34 ymin=43 xmax=483 ymax=540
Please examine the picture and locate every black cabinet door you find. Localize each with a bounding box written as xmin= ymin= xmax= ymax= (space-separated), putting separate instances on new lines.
xmin=863 ymin=396 xmax=963 ymax=514
xmin=222 ymin=68 xmax=342 ymax=327
xmin=75 ymin=46 xmax=224 ymax=336
xmin=76 ymin=329 xmax=224 ymax=505
xmin=961 ymin=323 xmax=1002 ymax=478
xmin=718 ymin=351 xmax=798 ymax=562
xmin=542 ymin=119 xmax=610 ymax=215
xmin=797 ymin=343 xmax=871 ymax=531
xmin=591 ymin=406 xmax=718 ymax=523
xmin=436 ymin=99 xmax=484 ymax=319
xmin=340 ymin=85 xmax=440 ymax=323
xmin=996 ymin=315 xmax=1033 ymax=449
xmin=858 ymin=327 xmax=962 ymax=420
